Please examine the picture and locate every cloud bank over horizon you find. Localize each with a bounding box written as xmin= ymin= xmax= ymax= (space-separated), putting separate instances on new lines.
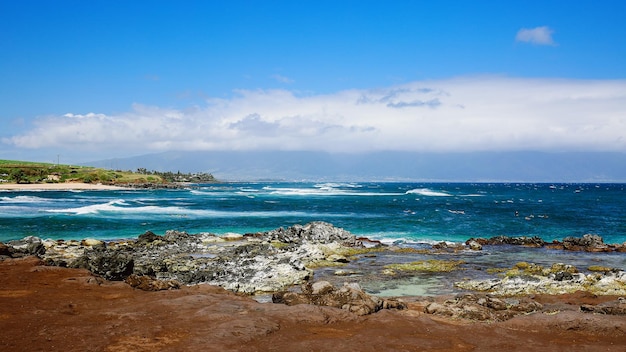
xmin=4 ymin=76 xmax=626 ymax=161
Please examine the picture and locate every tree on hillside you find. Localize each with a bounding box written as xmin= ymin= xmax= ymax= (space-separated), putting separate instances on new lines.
xmin=10 ymin=169 xmax=25 ymax=183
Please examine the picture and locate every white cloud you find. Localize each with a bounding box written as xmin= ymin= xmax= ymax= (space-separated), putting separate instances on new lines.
xmin=4 ymin=77 xmax=626 ymax=157
xmin=271 ymin=74 xmax=294 ymax=84
xmin=516 ymin=26 xmax=555 ymax=45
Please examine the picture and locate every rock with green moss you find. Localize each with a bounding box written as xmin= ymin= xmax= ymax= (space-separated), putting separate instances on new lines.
xmin=588 ymin=265 xmax=616 ymax=273
xmin=384 ymin=259 xmax=464 ymax=273
xmin=456 ymin=262 xmax=626 ymax=296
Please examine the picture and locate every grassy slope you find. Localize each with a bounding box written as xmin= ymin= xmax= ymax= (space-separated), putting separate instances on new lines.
xmin=0 ymin=160 xmax=164 ymax=185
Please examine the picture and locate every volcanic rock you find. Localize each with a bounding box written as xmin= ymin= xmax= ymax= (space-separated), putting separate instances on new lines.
xmin=272 ymin=281 xmax=407 ymax=316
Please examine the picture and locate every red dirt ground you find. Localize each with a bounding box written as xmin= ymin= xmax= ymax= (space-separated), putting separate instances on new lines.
xmin=1 ymin=257 xmax=625 ymax=352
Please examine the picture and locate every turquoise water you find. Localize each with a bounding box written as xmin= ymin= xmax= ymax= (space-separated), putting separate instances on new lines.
xmin=1 ymin=182 xmax=625 ymax=245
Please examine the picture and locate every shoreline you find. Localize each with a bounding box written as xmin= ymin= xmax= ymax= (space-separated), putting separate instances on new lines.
xmin=0 ymin=182 xmax=126 ymax=191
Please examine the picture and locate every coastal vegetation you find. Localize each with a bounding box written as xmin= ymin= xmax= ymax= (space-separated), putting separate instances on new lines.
xmin=0 ymin=159 xmax=216 ymax=185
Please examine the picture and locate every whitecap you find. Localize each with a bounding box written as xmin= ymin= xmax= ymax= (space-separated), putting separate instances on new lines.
xmin=44 ymin=199 xmax=345 ymax=219
xmin=314 ymin=182 xmax=361 ymax=189
xmin=405 ymin=188 xmax=451 ymax=197
xmin=382 ymin=237 xmax=466 ymax=247
xmin=262 ymin=186 xmax=401 ymax=197
xmin=46 ymin=199 xmax=129 ymax=215
xmin=265 ymin=186 xmax=348 ymax=196
xmin=0 ymin=195 xmax=49 ymax=203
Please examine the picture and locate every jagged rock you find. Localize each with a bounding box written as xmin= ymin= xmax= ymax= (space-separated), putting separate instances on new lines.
xmin=272 ymin=281 xmax=407 ymax=316
xmin=28 ymin=223 xmax=351 ymax=293
xmin=432 ymin=241 xmax=466 ymax=252
xmin=466 ymin=240 xmax=483 ymax=251
xmin=85 ymin=250 xmax=135 ymax=281
xmin=470 ymin=234 xmax=626 ymax=253
xmin=554 ymin=271 xmax=574 ymax=281
xmin=310 ymin=280 xmax=335 ymax=295
xmin=163 ymin=230 xmax=192 ymax=242
xmin=6 ymin=236 xmax=46 ymax=257
xmin=470 ymin=236 xmax=545 ymax=247
xmin=137 ymin=231 xmax=162 ymax=244
xmin=456 ymin=263 xmax=626 ymax=296
xmin=80 ymin=239 xmax=105 ymax=248
xmin=125 ymin=274 xmax=181 ymax=291
xmin=258 ymin=221 xmax=360 ymax=246
xmin=0 ymin=242 xmax=13 ymax=257
xmin=424 ymin=293 xmax=543 ymax=321
xmin=580 ymin=297 xmax=626 ymax=315
xmin=205 ymin=246 xmax=313 ymax=294
xmin=562 ymin=234 xmax=609 ymax=252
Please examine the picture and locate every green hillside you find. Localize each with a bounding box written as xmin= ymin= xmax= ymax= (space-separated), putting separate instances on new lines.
xmin=0 ymin=160 xmax=165 ymax=185
xmin=0 ymin=159 xmax=217 ymax=185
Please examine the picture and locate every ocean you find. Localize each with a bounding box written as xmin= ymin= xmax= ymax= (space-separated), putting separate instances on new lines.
xmin=1 ymin=182 xmax=625 ymax=245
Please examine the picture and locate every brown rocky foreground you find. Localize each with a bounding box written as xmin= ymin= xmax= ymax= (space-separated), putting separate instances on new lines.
xmin=1 ymin=257 xmax=625 ymax=352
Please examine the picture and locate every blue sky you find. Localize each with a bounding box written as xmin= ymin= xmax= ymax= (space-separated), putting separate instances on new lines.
xmin=1 ymin=0 xmax=625 ymax=163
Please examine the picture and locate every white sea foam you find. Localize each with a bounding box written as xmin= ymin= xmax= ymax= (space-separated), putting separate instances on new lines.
xmin=44 ymin=199 xmax=337 ymax=219
xmin=0 ymin=205 xmax=39 ymax=217
xmin=0 ymin=195 xmax=49 ymax=203
xmin=264 ymin=186 xmax=348 ymax=196
xmin=314 ymin=182 xmax=361 ymax=189
xmin=376 ymin=237 xmax=448 ymax=246
xmin=190 ymin=190 xmax=217 ymax=196
xmin=190 ymin=189 xmax=248 ymax=197
xmin=405 ymin=188 xmax=452 ymax=197
xmin=262 ymin=186 xmax=401 ymax=197
xmin=46 ymin=199 xmax=129 ymax=215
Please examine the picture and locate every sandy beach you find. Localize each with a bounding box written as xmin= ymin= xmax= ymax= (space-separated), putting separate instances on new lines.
xmin=0 ymin=182 xmax=125 ymax=191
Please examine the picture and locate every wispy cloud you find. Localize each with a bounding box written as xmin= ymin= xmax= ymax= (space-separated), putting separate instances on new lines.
xmin=271 ymin=74 xmax=294 ymax=84
xmin=516 ymin=26 xmax=556 ymax=45
xmin=4 ymin=77 xmax=626 ymax=158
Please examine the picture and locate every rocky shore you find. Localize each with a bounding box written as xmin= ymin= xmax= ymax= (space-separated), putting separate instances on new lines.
xmin=3 ymin=222 xmax=366 ymax=293
xmin=2 ymin=222 xmax=626 ymax=350
xmin=3 ymin=222 xmax=626 ymax=301
xmin=2 ymin=256 xmax=626 ymax=351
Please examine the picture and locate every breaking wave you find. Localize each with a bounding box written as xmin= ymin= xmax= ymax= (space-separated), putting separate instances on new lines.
xmin=405 ymin=188 xmax=452 ymax=197
xmin=0 ymin=195 xmax=50 ymax=203
xmin=44 ymin=199 xmax=343 ymax=219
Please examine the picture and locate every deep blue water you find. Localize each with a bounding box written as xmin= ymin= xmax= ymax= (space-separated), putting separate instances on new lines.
xmin=1 ymin=182 xmax=625 ymax=245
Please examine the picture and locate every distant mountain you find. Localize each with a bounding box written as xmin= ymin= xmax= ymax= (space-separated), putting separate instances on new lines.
xmin=85 ymin=151 xmax=626 ymax=182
